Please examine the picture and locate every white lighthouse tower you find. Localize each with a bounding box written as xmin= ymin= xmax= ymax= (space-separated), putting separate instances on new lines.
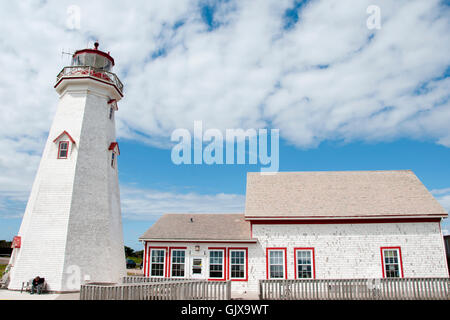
xmin=8 ymin=42 xmax=126 ymax=292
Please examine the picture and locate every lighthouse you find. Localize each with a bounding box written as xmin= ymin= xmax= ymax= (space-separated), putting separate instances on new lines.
xmin=7 ymin=42 xmax=126 ymax=292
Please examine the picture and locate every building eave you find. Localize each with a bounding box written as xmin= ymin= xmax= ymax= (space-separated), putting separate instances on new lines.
xmin=138 ymin=238 xmax=258 ymax=244
xmin=245 ymin=214 xmax=447 ymax=221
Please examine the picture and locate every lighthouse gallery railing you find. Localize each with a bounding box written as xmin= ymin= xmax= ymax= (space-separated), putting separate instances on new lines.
xmin=56 ymin=66 xmax=124 ymax=93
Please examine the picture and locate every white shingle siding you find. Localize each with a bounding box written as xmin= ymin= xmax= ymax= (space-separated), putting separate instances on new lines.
xmin=252 ymin=222 xmax=448 ymax=279
xmin=8 ymin=80 xmax=126 ymax=292
xmin=144 ymin=221 xmax=448 ymax=295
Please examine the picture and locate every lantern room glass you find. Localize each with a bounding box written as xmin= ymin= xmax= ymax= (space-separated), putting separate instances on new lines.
xmin=72 ymin=52 xmax=113 ymax=71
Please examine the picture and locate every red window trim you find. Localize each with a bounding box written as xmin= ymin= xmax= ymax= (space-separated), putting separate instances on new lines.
xmin=57 ymin=141 xmax=69 ymax=159
xmin=53 ymin=130 xmax=76 ymax=144
xmin=380 ymin=246 xmax=404 ymax=278
xmin=168 ymin=247 xmax=187 ymax=278
xmin=108 ymin=99 xmax=118 ymax=111
xmin=227 ymin=247 xmax=248 ymax=281
xmin=143 ymin=243 xmax=147 ymax=276
xmin=108 ymin=142 xmax=120 ymax=155
xmin=208 ymin=247 xmax=227 ymax=281
xmin=266 ymin=247 xmax=288 ymax=280
xmin=146 ymin=246 xmax=168 ymax=278
xmin=294 ymin=247 xmax=316 ymax=279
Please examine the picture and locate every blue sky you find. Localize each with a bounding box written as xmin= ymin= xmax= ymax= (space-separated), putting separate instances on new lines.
xmin=0 ymin=0 xmax=449 ymax=250
xmin=1 ymin=138 xmax=449 ymax=250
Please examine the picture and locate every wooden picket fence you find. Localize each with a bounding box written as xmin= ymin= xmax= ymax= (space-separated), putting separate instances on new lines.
xmin=260 ymin=278 xmax=450 ymax=300
xmin=80 ymin=279 xmax=231 ymax=300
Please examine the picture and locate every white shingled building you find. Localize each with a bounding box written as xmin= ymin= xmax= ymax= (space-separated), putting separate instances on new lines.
xmin=7 ymin=43 xmax=126 ymax=292
xmin=140 ymin=170 xmax=449 ymax=296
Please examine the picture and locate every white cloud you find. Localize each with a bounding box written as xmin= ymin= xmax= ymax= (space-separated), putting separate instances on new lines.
xmin=120 ymin=185 xmax=245 ymax=220
xmin=0 ymin=0 xmax=449 ymax=216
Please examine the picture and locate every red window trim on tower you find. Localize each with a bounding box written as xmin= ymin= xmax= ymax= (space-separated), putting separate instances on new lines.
xmin=57 ymin=141 xmax=69 ymax=159
xmin=108 ymin=142 xmax=120 ymax=155
xmin=53 ymin=130 xmax=75 ymax=144
xmin=108 ymin=99 xmax=118 ymax=111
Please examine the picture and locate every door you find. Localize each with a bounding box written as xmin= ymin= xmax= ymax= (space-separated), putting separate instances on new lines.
xmin=190 ymin=256 xmax=205 ymax=279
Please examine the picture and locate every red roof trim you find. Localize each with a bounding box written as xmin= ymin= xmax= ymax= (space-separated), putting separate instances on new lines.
xmin=249 ymin=218 xmax=441 ymax=225
xmin=108 ymin=142 xmax=120 ymax=155
xmin=53 ymin=130 xmax=75 ymax=144
xmin=142 ymin=239 xmax=257 ymax=243
xmin=73 ymin=49 xmax=115 ymax=66
xmin=246 ymin=214 xmax=446 ymax=220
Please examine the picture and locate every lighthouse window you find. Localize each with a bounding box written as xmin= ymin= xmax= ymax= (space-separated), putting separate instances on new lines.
xmin=111 ymin=152 xmax=116 ymax=168
xmin=109 ymin=107 xmax=114 ymax=120
xmin=58 ymin=141 xmax=69 ymax=159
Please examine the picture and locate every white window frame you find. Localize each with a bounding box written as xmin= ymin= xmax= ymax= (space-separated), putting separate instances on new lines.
xmin=149 ymin=248 xmax=166 ymax=278
xmin=58 ymin=141 xmax=69 ymax=159
xmin=295 ymin=249 xmax=314 ymax=279
xmin=382 ymin=248 xmax=402 ymax=278
xmin=208 ymin=249 xmax=225 ymax=279
xmin=268 ymin=249 xmax=286 ymax=280
xmin=229 ymin=249 xmax=246 ymax=280
xmin=170 ymin=249 xmax=186 ymax=278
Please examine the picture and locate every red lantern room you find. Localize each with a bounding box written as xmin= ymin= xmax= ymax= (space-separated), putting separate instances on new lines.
xmin=71 ymin=41 xmax=115 ymax=71
xmin=55 ymin=41 xmax=123 ymax=96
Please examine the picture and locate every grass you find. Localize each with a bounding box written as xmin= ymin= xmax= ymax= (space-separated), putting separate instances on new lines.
xmin=0 ymin=265 xmax=6 ymax=278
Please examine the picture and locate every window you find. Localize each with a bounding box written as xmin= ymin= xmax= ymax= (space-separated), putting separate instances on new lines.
xmin=381 ymin=247 xmax=403 ymax=278
xmin=109 ymin=107 xmax=114 ymax=120
xmin=295 ymin=248 xmax=315 ymax=279
xmin=229 ymin=249 xmax=247 ymax=280
xmin=192 ymin=258 xmax=202 ymax=275
xmin=171 ymin=250 xmax=185 ymax=277
xmin=150 ymin=249 xmax=165 ymax=277
xmin=267 ymin=248 xmax=286 ymax=279
xmin=58 ymin=141 xmax=69 ymax=159
xmin=209 ymin=250 xmax=224 ymax=279
xmin=111 ymin=152 xmax=116 ymax=168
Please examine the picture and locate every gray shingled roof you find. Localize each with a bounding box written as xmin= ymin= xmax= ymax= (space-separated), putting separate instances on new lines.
xmin=245 ymin=170 xmax=448 ymax=219
xmin=139 ymin=213 xmax=253 ymax=241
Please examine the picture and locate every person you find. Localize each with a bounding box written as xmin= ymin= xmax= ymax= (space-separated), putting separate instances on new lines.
xmin=30 ymin=276 xmax=44 ymax=294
